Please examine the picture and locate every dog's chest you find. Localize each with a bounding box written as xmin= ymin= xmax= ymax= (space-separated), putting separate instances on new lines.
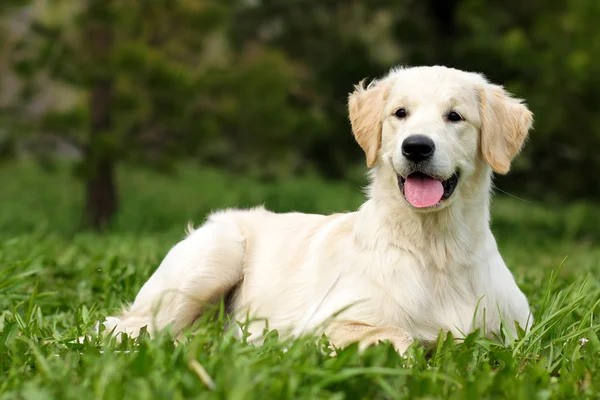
xmin=340 ymin=249 xmax=482 ymax=341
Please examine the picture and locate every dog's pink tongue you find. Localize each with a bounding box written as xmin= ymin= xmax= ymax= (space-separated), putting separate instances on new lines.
xmin=404 ymin=175 xmax=444 ymax=208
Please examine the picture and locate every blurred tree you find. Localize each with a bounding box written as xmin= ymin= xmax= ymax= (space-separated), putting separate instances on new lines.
xmin=200 ymin=47 xmax=315 ymax=180
xmin=454 ymin=0 xmax=600 ymax=199
xmin=2 ymin=0 xmax=600 ymax=222
xmin=229 ymin=0 xmax=397 ymax=179
xmin=0 ymin=0 xmax=34 ymax=163
xmin=84 ymin=0 xmax=116 ymax=229
xmin=7 ymin=0 xmax=228 ymax=229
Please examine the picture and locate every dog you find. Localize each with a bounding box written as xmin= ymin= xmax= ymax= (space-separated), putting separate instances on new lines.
xmin=99 ymin=65 xmax=534 ymax=354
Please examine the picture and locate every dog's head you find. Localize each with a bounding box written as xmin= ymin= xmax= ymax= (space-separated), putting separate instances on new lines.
xmin=349 ymin=65 xmax=533 ymax=211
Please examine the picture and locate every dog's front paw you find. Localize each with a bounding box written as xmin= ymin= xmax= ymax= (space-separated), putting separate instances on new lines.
xmin=359 ymin=326 xmax=414 ymax=355
xmin=327 ymin=322 xmax=414 ymax=356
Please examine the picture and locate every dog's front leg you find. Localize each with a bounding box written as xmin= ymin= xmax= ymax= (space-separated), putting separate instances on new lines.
xmin=325 ymin=321 xmax=414 ymax=355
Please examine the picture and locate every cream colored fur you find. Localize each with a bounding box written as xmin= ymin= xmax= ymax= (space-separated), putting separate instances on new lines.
xmin=98 ymin=66 xmax=534 ymax=354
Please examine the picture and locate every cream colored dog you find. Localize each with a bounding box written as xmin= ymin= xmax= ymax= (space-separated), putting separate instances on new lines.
xmin=100 ymin=65 xmax=534 ymax=354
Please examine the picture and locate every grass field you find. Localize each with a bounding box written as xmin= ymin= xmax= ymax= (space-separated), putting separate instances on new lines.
xmin=1 ymin=161 xmax=599 ymax=399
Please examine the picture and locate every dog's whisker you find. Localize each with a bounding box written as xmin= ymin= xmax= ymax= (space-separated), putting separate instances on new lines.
xmin=493 ymin=187 xmax=533 ymax=204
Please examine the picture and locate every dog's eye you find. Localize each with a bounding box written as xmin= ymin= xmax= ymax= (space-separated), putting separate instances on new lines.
xmin=447 ymin=111 xmax=464 ymax=122
xmin=394 ymin=108 xmax=407 ymax=119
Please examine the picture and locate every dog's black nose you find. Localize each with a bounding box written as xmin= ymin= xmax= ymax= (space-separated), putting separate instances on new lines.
xmin=402 ymin=135 xmax=435 ymax=163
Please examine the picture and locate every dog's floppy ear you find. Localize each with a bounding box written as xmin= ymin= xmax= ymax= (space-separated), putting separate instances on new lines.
xmin=348 ymin=79 xmax=390 ymax=168
xmin=478 ymin=84 xmax=533 ymax=174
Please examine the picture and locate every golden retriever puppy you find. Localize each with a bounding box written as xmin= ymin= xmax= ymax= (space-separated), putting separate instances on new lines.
xmin=100 ymin=65 xmax=534 ymax=354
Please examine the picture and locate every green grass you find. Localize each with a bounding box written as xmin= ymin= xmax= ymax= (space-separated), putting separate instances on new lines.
xmin=0 ymin=161 xmax=599 ymax=399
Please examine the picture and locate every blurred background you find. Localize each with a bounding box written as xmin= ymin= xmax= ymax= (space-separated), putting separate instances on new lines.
xmin=1 ymin=0 xmax=599 ymax=234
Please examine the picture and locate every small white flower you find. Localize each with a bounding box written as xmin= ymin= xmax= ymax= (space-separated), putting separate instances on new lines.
xmin=579 ymin=337 xmax=589 ymax=346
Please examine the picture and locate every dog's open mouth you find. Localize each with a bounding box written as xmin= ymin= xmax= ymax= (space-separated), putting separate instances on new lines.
xmin=397 ymin=172 xmax=459 ymax=208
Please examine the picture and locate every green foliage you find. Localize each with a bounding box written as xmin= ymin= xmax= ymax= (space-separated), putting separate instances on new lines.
xmin=3 ymin=0 xmax=600 ymax=201
xmin=230 ymin=1 xmax=393 ymax=178
xmin=1 ymin=161 xmax=599 ymax=399
xmin=201 ymin=48 xmax=324 ymax=178
xmin=454 ymin=0 xmax=600 ymax=199
xmin=4 ymin=0 xmax=229 ymax=170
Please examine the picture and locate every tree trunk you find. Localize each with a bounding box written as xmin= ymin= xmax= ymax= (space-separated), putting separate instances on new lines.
xmin=83 ymin=2 xmax=117 ymax=230
xmin=84 ymin=154 xmax=117 ymax=231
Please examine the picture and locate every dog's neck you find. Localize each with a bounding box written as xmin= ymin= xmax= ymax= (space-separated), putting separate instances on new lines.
xmin=354 ymin=166 xmax=493 ymax=271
